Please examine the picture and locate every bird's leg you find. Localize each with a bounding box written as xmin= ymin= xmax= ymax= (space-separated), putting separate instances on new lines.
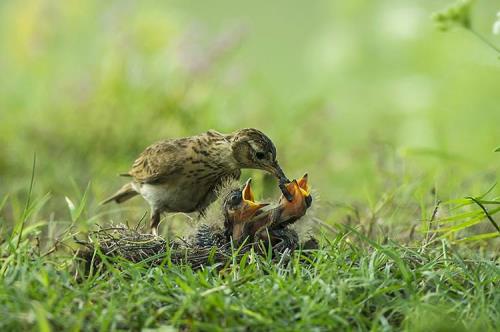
xmin=150 ymin=211 xmax=161 ymax=236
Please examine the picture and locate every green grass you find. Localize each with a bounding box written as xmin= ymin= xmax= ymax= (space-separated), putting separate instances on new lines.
xmin=1 ymin=223 xmax=498 ymax=331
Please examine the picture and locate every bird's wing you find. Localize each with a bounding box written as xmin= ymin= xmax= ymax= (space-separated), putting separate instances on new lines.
xmin=127 ymin=139 xmax=184 ymax=184
xmin=206 ymin=129 xmax=224 ymax=137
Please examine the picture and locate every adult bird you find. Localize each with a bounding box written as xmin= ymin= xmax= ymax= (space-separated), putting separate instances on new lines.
xmin=102 ymin=128 xmax=291 ymax=235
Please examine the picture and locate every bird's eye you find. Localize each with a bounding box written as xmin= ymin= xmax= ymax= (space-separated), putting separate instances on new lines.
xmin=255 ymin=152 xmax=265 ymax=160
xmin=228 ymin=192 xmax=242 ymax=206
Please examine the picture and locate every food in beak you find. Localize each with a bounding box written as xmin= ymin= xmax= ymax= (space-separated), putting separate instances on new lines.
xmin=268 ymin=162 xmax=293 ymax=202
xmin=233 ymin=174 xmax=312 ymax=242
xmin=282 ymin=174 xmax=310 ymax=201
xmin=277 ymin=173 xmax=312 ymax=222
xmin=279 ymin=180 xmax=294 ymax=202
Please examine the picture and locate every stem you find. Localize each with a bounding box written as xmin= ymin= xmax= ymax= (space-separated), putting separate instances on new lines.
xmin=16 ymin=152 xmax=36 ymax=249
xmin=466 ymin=196 xmax=500 ymax=234
xmin=468 ymin=28 xmax=500 ymax=55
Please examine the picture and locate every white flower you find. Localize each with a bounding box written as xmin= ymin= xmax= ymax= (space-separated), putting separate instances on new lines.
xmin=493 ymin=12 xmax=500 ymax=35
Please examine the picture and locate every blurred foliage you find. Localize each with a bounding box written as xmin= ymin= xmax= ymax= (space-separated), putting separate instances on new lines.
xmin=433 ymin=0 xmax=500 ymax=55
xmin=0 ymin=0 xmax=499 ymax=242
xmin=433 ymin=0 xmax=474 ymax=30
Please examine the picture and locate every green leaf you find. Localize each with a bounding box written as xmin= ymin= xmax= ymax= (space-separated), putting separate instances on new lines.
xmin=432 ymin=0 xmax=473 ymax=31
xmin=467 ymin=196 xmax=500 ymax=233
xmin=338 ymin=224 xmax=413 ymax=285
xmin=436 ymin=214 xmax=488 ymax=233
xmin=65 ymin=196 xmax=76 ymax=217
xmin=32 ymin=301 xmax=51 ymax=332
xmin=65 ymin=182 xmax=90 ymax=222
xmin=0 ymin=194 xmax=9 ymax=212
xmin=437 ymin=209 xmax=486 ymax=224
xmin=454 ymin=232 xmax=500 ymax=242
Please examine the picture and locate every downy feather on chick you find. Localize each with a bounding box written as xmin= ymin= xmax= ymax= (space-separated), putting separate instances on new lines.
xmin=185 ymin=175 xmax=318 ymax=250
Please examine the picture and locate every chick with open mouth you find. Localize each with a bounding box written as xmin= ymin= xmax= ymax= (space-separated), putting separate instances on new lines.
xmin=250 ymin=174 xmax=313 ymax=252
xmin=223 ymin=178 xmax=270 ymax=242
xmin=193 ymin=175 xmax=313 ymax=251
xmin=274 ymin=173 xmax=312 ymax=226
xmin=192 ymin=178 xmax=269 ymax=248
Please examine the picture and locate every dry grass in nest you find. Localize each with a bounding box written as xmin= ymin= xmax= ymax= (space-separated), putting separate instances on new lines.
xmin=75 ymin=224 xmax=256 ymax=270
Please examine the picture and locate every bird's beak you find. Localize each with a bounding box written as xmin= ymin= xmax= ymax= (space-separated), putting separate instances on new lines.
xmin=276 ymin=173 xmax=312 ymax=222
xmin=265 ymin=161 xmax=293 ymax=202
xmin=269 ymin=161 xmax=289 ymax=183
xmin=241 ymin=179 xmax=269 ymax=220
xmin=284 ymin=174 xmax=311 ymax=202
xmin=296 ymin=173 xmax=312 ymax=207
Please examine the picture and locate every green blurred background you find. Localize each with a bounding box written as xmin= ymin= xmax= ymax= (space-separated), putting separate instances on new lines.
xmin=0 ymin=0 xmax=498 ymax=237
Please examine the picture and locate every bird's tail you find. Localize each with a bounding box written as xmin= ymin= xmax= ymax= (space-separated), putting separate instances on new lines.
xmin=101 ymin=182 xmax=138 ymax=205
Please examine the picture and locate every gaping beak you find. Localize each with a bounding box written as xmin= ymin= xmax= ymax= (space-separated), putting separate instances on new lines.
xmin=276 ymin=173 xmax=312 ymax=223
xmin=296 ymin=173 xmax=312 ymax=207
xmin=283 ymin=174 xmax=311 ymax=202
xmin=231 ymin=179 xmax=270 ymax=241
xmin=240 ymin=178 xmax=269 ymax=221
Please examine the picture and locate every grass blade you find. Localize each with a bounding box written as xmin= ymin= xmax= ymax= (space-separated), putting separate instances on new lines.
xmin=454 ymin=232 xmax=500 ymax=243
xmin=466 ymin=196 xmax=500 ymax=233
xmin=16 ymin=152 xmax=36 ymax=249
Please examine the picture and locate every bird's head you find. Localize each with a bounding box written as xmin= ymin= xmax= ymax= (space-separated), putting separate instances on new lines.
xmin=230 ymin=128 xmax=289 ymax=184
xmin=274 ymin=173 xmax=312 ymax=225
xmin=223 ymin=178 xmax=269 ymax=241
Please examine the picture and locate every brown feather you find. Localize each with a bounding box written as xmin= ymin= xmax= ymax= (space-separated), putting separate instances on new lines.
xmin=101 ymin=182 xmax=138 ymax=205
xmin=103 ymin=128 xmax=286 ymax=234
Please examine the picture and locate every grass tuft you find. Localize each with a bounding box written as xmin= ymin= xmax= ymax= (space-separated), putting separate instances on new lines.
xmin=1 ymin=219 xmax=498 ymax=331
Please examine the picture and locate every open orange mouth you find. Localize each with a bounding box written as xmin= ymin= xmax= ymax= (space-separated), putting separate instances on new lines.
xmin=240 ymin=178 xmax=269 ymax=220
xmin=277 ymin=173 xmax=312 ymax=222
xmin=231 ymin=175 xmax=312 ymax=241
xmin=283 ymin=174 xmax=311 ymax=204
xmin=297 ymin=174 xmax=310 ymax=197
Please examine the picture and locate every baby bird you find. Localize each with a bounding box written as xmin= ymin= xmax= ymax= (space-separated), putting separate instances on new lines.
xmin=256 ymin=174 xmax=313 ymax=251
xmin=194 ymin=175 xmax=313 ymax=253
xmin=193 ymin=178 xmax=269 ymax=248
xmin=102 ymin=128 xmax=290 ymax=235
xmin=270 ymin=174 xmax=312 ymax=228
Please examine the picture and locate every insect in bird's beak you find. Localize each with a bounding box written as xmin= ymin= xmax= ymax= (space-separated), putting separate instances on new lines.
xmin=240 ymin=178 xmax=269 ymax=220
xmin=282 ymin=174 xmax=311 ymax=203
xmin=276 ymin=173 xmax=312 ymax=223
xmin=279 ymin=179 xmax=294 ymax=203
xmin=266 ymin=161 xmax=293 ymax=202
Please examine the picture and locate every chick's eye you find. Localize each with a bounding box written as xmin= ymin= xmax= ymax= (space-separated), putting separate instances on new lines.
xmin=228 ymin=192 xmax=242 ymax=206
xmin=255 ymin=152 xmax=265 ymax=160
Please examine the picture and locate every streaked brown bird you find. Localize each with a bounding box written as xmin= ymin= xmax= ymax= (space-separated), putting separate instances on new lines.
xmin=102 ymin=128 xmax=290 ymax=235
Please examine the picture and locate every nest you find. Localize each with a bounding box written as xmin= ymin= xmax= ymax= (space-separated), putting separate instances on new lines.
xmin=76 ymin=176 xmax=318 ymax=271
xmin=75 ymin=223 xmax=319 ymax=273
xmin=76 ymin=225 xmax=259 ymax=270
